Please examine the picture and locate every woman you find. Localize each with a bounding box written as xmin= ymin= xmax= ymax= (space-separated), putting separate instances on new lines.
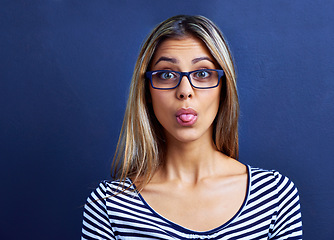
xmin=82 ymin=15 xmax=302 ymax=239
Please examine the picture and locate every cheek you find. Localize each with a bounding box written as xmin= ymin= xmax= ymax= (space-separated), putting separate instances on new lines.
xmin=201 ymin=90 xmax=221 ymax=127
xmin=150 ymin=89 xmax=160 ymax=112
xmin=205 ymin=88 xmax=221 ymax=112
xmin=150 ymin=90 xmax=172 ymax=123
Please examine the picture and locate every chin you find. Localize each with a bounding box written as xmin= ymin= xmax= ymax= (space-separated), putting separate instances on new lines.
xmin=166 ymin=128 xmax=209 ymax=144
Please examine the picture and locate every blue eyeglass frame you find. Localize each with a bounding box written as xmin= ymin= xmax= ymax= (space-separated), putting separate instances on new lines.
xmin=145 ymin=69 xmax=225 ymax=90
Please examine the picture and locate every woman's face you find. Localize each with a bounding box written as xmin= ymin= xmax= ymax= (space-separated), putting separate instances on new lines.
xmin=149 ymin=36 xmax=222 ymax=144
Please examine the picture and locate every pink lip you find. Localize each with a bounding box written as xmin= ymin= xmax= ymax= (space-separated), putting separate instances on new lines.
xmin=175 ymin=108 xmax=198 ymax=126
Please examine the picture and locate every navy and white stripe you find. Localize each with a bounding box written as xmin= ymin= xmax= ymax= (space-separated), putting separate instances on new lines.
xmin=82 ymin=166 xmax=302 ymax=239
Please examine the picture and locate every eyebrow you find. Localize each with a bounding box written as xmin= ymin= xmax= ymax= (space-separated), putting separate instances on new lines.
xmin=154 ymin=56 xmax=215 ymax=66
xmin=192 ymin=57 xmax=215 ymax=64
xmin=154 ymin=57 xmax=178 ymax=65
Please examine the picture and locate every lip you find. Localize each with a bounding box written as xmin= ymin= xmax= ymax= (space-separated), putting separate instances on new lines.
xmin=175 ymin=108 xmax=198 ymax=126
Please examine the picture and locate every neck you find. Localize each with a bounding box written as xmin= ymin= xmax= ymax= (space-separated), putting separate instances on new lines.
xmin=159 ymin=137 xmax=224 ymax=185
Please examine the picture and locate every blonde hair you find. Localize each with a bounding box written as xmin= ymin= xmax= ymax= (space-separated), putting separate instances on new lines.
xmin=112 ymin=15 xmax=239 ymax=190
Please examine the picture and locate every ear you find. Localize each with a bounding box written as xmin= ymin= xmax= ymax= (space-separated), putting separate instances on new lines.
xmin=145 ymin=83 xmax=152 ymax=104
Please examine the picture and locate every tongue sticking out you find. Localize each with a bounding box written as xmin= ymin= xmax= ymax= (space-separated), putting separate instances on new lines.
xmin=179 ymin=113 xmax=196 ymax=122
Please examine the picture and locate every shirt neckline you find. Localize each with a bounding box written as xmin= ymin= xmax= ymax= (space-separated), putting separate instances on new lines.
xmin=129 ymin=164 xmax=251 ymax=235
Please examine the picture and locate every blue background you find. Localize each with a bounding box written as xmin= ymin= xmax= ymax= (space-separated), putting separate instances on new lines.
xmin=1 ymin=1 xmax=333 ymax=239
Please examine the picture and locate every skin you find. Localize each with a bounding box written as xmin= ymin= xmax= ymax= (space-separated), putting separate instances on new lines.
xmin=140 ymin=36 xmax=247 ymax=232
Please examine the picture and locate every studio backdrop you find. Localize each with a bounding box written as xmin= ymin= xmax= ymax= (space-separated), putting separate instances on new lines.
xmin=1 ymin=1 xmax=333 ymax=239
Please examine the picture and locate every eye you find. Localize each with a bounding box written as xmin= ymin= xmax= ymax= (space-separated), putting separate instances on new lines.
xmin=194 ymin=70 xmax=211 ymax=79
xmin=157 ymin=71 xmax=177 ymax=80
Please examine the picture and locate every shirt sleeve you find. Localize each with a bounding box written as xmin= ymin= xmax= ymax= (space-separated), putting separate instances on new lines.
xmin=269 ymin=172 xmax=303 ymax=239
xmin=81 ymin=182 xmax=116 ymax=240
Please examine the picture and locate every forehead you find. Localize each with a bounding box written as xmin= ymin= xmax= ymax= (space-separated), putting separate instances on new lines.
xmin=152 ymin=36 xmax=214 ymax=62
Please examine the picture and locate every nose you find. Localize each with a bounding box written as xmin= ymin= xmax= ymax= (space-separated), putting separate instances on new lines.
xmin=176 ymin=75 xmax=194 ymax=100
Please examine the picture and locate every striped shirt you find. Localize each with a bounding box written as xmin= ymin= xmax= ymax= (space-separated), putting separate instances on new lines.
xmin=82 ymin=166 xmax=302 ymax=239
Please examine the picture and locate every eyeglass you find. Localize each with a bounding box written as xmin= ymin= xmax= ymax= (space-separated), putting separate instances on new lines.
xmin=145 ymin=69 xmax=224 ymax=90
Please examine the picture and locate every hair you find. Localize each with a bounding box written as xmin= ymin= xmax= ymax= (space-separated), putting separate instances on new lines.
xmin=111 ymin=15 xmax=239 ymax=190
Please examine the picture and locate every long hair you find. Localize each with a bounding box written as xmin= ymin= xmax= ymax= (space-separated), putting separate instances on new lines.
xmin=112 ymin=15 xmax=239 ymax=190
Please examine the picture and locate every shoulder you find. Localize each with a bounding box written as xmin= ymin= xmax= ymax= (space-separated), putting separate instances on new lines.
xmin=85 ymin=178 xmax=136 ymax=204
xmin=248 ymin=166 xmax=300 ymax=201
xmin=247 ymin=167 xmax=303 ymax=238
xmin=250 ymin=166 xmax=293 ymax=183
